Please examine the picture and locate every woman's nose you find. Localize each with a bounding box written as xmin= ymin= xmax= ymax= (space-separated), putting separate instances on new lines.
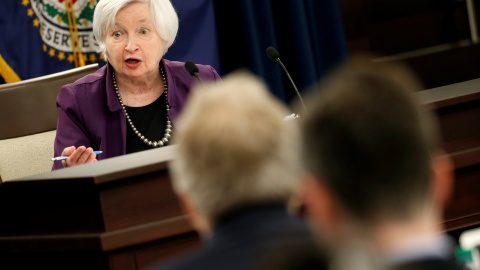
xmin=125 ymin=36 xmax=139 ymax=52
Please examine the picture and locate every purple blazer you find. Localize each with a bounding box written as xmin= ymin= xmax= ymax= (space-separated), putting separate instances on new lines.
xmin=52 ymin=59 xmax=221 ymax=170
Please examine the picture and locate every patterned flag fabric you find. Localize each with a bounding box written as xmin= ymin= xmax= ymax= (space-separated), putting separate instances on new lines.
xmin=0 ymin=0 xmax=105 ymax=83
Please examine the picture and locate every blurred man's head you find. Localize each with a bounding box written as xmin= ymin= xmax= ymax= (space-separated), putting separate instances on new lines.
xmin=299 ymin=55 xmax=453 ymax=249
xmin=170 ymin=71 xmax=302 ymax=236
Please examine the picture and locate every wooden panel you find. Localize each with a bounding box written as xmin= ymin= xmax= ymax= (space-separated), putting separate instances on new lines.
xmin=99 ymin=170 xmax=182 ymax=232
xmin=339 ymin=0 xmax=480 ymax=90
xmin=111 ymin=232 xmax=201 ymax=270
xmin=0 ymin=179 xmax=104 ymax=236
xmin=339 ymin=0 xmax=470 ymax=55
xmin=101 ymin=216 xmax=193 ymax=252
xmin=109 ymin=252 xmax=137 ymax=270
xmin=444 ymin=164 xmax=480 ymax=231
xmin=437 ymin=100 xmax=480 ymax=155
xmin=0 ymin=251 xmax=109 ymax=270
xmin=419 ymin=79 xmax=480 ymax=233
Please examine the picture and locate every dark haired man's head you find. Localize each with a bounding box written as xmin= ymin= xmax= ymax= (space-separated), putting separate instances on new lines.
xmin=299 ymin=55 xmax=453 ymax=251
xmin=302 ymin=57 xmax=439 ymax=223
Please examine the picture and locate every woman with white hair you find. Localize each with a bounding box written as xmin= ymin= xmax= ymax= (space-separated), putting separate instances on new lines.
xmin=52 ymin=0 xmax=221 ymax=170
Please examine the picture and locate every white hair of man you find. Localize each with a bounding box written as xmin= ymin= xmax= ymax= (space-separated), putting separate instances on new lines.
xmin=170 ymin=71 xmax=302 ymax=225
xmin=93 ymin=0 xmax=178 ymax=58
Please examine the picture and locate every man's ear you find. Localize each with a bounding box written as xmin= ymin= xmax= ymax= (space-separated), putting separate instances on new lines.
xmin=178 ymin=194 xmax=211 ymax=239
xmin=431 ymin=151 xmax=455 ymax=211
xmin=301 ymin=174 xmax=340 ymax=232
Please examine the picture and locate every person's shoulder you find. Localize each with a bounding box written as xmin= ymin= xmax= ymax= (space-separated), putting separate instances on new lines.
xmin=163 ymin=59 xmax=220 ymax=80
xmin=62 ymin=64 xmax=107 ymax=91
xmin=57 ymin=64 xmax=107 ymax=103
xmin=162 ymin=59 xmax=190 ymax=76
xmin=163 ymin=59 xmax=214 ymax=70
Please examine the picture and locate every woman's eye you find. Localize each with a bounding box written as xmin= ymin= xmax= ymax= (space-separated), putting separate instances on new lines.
xmin=140 ymin=28 xmax=149 ymax=34
xmin=113 ymin=31 xmax=122 ymax=37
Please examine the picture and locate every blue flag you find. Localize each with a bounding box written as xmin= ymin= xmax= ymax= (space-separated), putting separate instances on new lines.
xmin=0 ymin=0 xmax=105 ymax=82
xmin=167 ymin=0 xmax=221 ymax=74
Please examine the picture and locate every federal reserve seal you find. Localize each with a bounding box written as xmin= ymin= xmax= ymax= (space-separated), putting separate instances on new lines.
xmin=27 ymin=0 xmax=103 ymax=63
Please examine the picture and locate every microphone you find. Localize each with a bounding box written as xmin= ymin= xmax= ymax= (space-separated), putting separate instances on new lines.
xmin=266 ymin=46 xmax=307 ymax=114
xmin=185 ymin=60 xmax=205 ymax=86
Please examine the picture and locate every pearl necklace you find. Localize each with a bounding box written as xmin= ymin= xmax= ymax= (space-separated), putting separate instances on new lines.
xmin=113 ymin=67 xmax=172 ymax=148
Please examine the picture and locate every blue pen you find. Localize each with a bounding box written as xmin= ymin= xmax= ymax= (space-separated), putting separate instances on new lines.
xmin=51 ymin=151 xmax=103 ymax=161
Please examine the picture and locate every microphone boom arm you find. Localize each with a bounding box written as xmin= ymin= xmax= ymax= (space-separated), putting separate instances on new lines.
xmin=277 ymin=59 xmax=307 ymax=113
xmin=194 ymin=72 xmax=205 ymax=87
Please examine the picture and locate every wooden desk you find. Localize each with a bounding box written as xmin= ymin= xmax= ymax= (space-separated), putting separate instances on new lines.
xmin=0 ymin=145 xmax=200 ymax=269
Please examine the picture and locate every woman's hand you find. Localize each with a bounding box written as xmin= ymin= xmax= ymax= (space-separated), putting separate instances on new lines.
xmin=61 ymin=146 xmax=98 ymax=168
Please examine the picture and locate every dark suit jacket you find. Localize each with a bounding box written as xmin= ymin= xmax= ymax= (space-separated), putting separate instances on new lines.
xmin=146 ymin=204 xmax=319 ymax=270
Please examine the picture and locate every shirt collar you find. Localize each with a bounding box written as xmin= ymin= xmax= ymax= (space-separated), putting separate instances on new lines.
xmin=383 ymin=233 xmax=456 ymax=265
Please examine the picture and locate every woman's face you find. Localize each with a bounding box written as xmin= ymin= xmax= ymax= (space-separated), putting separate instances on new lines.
xmin=105 ymin=2 xmax=165 ymax=82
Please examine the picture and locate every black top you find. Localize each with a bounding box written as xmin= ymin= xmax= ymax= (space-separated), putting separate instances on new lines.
xmin=125 ymin=92 xmax=168 ymax=154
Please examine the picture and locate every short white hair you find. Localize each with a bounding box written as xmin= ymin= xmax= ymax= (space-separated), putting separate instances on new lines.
xmin=170 ymin=71 xmax=302 ymax=224
xmin=93 ymin=0 xmax=178 ymax=58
